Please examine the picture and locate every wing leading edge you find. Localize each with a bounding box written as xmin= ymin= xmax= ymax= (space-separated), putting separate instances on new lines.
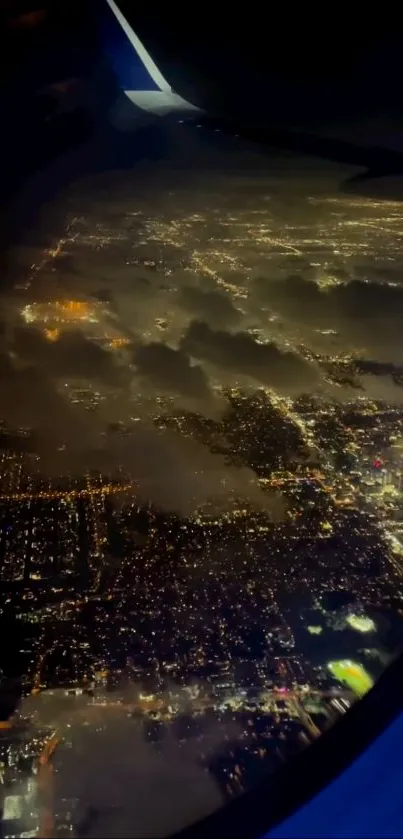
xmin=101 ymin=0 xmax=200 ymax=116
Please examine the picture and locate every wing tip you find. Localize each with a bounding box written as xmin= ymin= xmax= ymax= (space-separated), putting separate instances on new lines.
xmin=103 ymin=0 xmax=171 ymax=93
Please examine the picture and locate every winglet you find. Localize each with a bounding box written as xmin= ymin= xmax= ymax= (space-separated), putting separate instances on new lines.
xmin=100 ymin=0 xmax=200 ymax=115
xmin=103 ymin=0 xmax=171 ymax=93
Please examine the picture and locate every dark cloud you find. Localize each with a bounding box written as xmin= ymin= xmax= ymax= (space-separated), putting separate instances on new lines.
xmin=0 ymin=329 xmax=286 ymax=515
xmin=60 ymin=722 xmax=223 ymax=837
xmin=178 ymin=286 xmax=241 ymax=327
xmin=356 ymin=373 xmax=403 ymax=403
xmin=319 ymin=355 xmax=403 ymax=400
xmin=0 ymin=350 xmax=286 ymax=512
xmin=15 ymin=691 xmax=227 ymax=838
xmin=256 ymin=275 xmax=323 ymax=324
xmin=0 ymin=352 xmax=92 ymax=453
xmin=180 ymin=320 xmax=319 ymax=391
xmin=354 ymin=359 xmax=403 ymax=383
xmin=0 ymin=330 xmax=125 ymax=468
xmin=13 ymin=326 xmax=126 ymax=385
xmin=101 ymin=424 xmax=285 ymax=517
xmin=258 ymin=274 xmax=403 ymax=357
xmin=133 ymin=341 xmax=212 ymax=399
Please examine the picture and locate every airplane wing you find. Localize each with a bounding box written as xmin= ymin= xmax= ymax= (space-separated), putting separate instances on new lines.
xmin=100 ymin=0 xmax=200 ymax=117
xmin=98 ymin=0 xmax=403 ymax=198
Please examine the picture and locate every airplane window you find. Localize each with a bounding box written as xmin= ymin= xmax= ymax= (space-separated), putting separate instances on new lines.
xmin=1 ymin=3 xmax=403 ymax=838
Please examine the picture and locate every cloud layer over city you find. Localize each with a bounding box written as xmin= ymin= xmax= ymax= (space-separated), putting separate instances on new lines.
xmin=5 ymin=164 xmax=403 ymax=512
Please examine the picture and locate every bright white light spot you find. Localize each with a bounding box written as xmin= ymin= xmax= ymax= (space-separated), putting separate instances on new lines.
xmin=346 ymin=614 xmax=375 ymax=633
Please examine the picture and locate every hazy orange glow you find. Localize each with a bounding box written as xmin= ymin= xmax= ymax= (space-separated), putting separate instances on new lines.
xmin=108 ymin=336 xmax=131 ymax=349
xmin=44 ymin=327 xmax=60 ymax=342
xmin=58 ymin=300 xmax=89 ymax=315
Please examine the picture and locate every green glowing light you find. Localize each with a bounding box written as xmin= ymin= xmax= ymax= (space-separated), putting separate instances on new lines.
xmin=328 ymin=660 xmax=374 ymax=697
xmin=307 ymin=625 xmax=323 ymax=635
